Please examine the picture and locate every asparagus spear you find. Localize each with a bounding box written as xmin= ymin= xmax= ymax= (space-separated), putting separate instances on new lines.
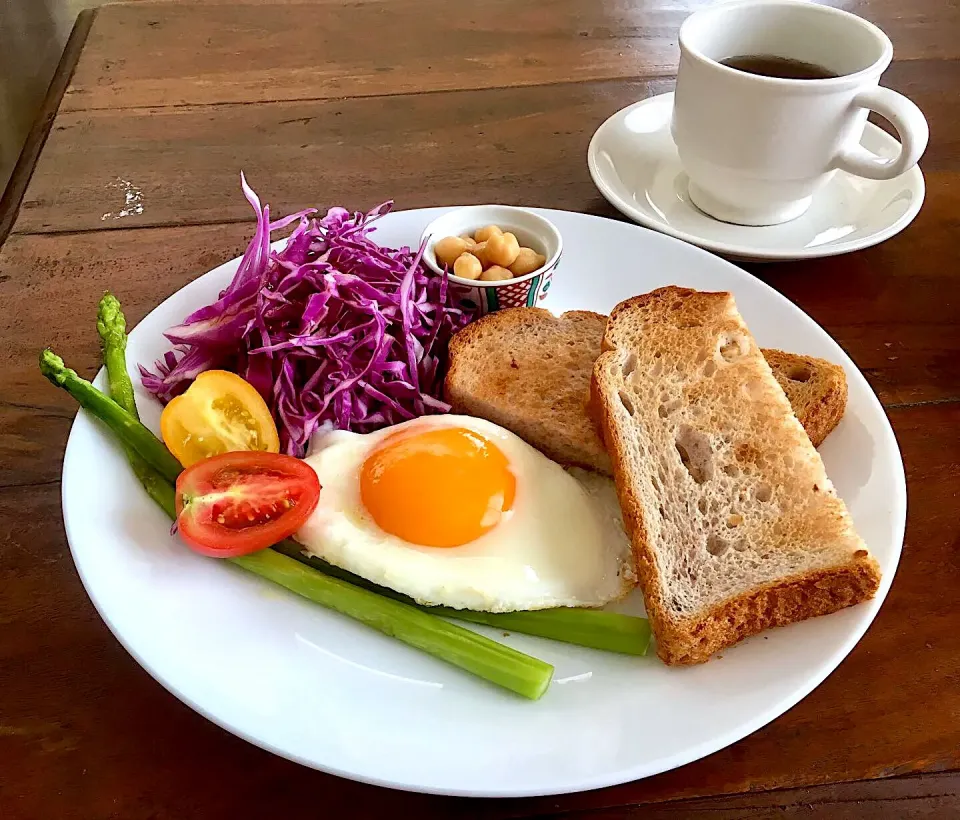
xmin=50 ymin=347 xmax=553 ymax=698
xmin=39 ymin=350 xmax=183 ymax=484
xmin=97 ymin=293 xmax=138 ymax=419
xmin=233 ymin=549 xmax=553 ymax=699
xmin=95 ymin=295 xmax=177 ymax=517
xmin=272 ymin=539 xmax=651 ymax=656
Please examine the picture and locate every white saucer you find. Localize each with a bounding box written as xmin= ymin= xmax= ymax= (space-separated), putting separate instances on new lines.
xmin=587 ymin=92 xmax=925 ymax=262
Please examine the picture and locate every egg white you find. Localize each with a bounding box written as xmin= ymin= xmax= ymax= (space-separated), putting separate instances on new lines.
xmin=295 ymin=415 xmax=635 ymax=612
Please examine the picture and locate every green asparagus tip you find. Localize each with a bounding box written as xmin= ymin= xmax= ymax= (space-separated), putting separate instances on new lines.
xmin=39 ymin=349 xmax=70 ymax=385
xmin=97 ymin=293 xmax=127 ymax=343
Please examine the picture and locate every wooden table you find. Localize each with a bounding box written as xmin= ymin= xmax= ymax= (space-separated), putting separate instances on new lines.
xmin=1 ymin=1 xmax=958 ymax=816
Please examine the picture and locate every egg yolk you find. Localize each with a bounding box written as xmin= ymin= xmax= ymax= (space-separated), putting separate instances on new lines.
xmin=359 ymin=426 xmax=516 ymax=547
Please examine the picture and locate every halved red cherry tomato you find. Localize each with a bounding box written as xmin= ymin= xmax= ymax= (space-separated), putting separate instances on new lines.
xmin=175 ymin=451 xmax=320 ymax=557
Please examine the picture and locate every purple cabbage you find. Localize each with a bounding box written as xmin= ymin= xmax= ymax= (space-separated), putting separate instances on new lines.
xmin=141 ymin=174 xmax=475 ymax=455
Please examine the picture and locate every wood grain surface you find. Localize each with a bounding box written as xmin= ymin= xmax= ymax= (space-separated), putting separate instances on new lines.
xmin=11 ymin=58 xmax=959 ymax=236
xmin=1 ymin=0 xmax=958 ymax=817
xmin=59 ymin=0 xmax=960 ymax=112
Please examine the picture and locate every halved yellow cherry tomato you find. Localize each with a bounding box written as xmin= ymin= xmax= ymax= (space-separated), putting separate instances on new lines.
xmin=160 ymin=370 xmax=280 ymax=467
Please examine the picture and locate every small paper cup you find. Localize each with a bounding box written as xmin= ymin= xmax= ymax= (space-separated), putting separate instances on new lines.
xmin=420 ymin=205 xmax=562 ymax=315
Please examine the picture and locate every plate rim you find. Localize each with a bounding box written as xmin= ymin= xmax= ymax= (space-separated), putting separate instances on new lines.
xmin=587 ymin=92 xmax=926 ymax=262
xmin=60 ymin=206 xmax=907 ymax=797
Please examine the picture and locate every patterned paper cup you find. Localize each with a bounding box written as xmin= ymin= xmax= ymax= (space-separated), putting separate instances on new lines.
xmin=420 ymin=205 xmax=563 ymax=316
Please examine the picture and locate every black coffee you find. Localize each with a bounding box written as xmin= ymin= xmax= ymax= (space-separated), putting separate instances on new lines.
xmin=719 ymin=54 xmax=838 ymax=80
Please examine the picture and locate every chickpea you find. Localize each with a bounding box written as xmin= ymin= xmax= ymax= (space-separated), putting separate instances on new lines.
xmin=473 ymin=224 xmax=503 ymax=243
xmin=453 ymin=252 xmax=483 ymax=280
xmin=484 ymin=231 xmax=520 ymax=268
xmin=479 ymin=265 xmax=514 ymax=282
xmin=434 ymin=236 xmax=472 ymax=267
xmin=509 ymin=247 xmax=547 ymax=276
xmin=470 ymin=240 xmax=490 ymax=267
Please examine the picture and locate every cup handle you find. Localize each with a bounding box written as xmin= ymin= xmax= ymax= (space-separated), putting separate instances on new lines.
xmin=833 ymin=87 xmax=928 ymax=180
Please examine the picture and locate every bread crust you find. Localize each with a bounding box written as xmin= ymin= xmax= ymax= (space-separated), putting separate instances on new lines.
xmin=592 ymin=287 xmax=881 ymax=665
xmin=655 ymin=559 xmax=882 ymax=664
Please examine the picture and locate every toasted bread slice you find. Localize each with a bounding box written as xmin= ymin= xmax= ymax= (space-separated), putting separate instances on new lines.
xmin=445 ymin=309 xmax=616 ymax=473
xmin=444 ymin=308 xmax=847 ymax=475
xmin=591 ymin=287 xmax=880 ymax=664
xmin=766 ymin=349 xmax=847 ymax=448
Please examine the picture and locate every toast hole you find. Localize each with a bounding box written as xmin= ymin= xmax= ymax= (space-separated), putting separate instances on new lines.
xmin=650 ymin=359 xmax=664 ymax=378
xmin=706 ymin=535 xmax=728 ymax=557
xmin=733 ymin=541 xmax=748 ymax=552
xmin=658 ymin=398 xmax=681 ymax=418
xmin=703 ymin=360 xmax=717 ymax=377
xmin=719 ymin=333 xmax=749 ymax=362
xmin=675 ymin=425 xmax=715 ymax=484
xmin=722 ymin=464 xmax=739 ymax=477
xmin=755 ymin=483 xmax=772 ymax=502
xmin=618 ymin=390 xmax=635 ymax=416
xmin=566 ymin=340 xmax=576 ymax=346
xmin=786 ymin=364 xmax=812 ymax=382
xmin=622 ymin=353 xmax=638 ymax=378
xmin=697 ymin=497 xmax=708 ymax=514
xmin=854 ymin=549 xmax=868 ymax=558
xmin=726 ymin=514 xmax=743 ymax=528
xmin=671 ymin=300 xmax=684 ymax=310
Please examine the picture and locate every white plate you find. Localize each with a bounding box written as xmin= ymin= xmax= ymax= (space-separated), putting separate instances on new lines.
xmin=588 ymin=92 xmax=925 ymax=261
xmin=62 ymin=207 xmax=905 ymax=797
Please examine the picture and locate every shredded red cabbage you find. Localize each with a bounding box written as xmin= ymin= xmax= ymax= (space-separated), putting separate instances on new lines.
xmin=141 ymin=174 xmax=475 ymax=456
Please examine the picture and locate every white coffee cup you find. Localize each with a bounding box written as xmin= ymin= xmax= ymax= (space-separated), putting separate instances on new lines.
xmin=671 ymin=0 xmax=928 ymax=226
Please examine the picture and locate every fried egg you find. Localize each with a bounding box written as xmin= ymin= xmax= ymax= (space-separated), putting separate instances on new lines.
xmin=295 ymin=415 xmax=635 ymax=612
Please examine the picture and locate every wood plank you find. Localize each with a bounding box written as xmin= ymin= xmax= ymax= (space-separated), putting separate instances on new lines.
xmin=0 ymin=9 xmax=95 ymax=248
xmin=12 ymin=58 xmax=957 ymax=237
xmin=548 ymin=772 xmax=960 ymax=819
xmin=60 ymin=0 xmax=960 ymax=112
xmin=0 ymin=402 xmax=956 ymax=818
xmin=14 ymin=78 xmax=667 ymax=235
xmin=62 ymin=0 xmax=680 ymax=112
